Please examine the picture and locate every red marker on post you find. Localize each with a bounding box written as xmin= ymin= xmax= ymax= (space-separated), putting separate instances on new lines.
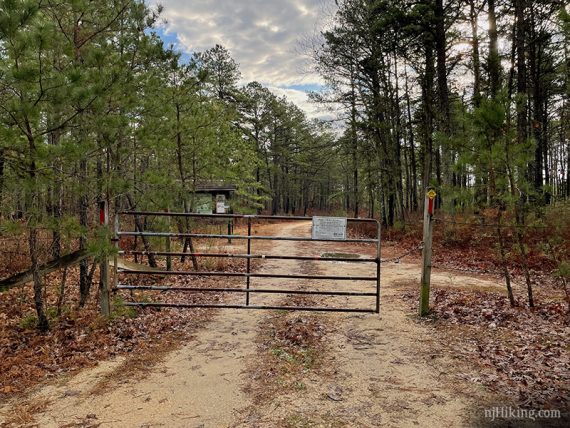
xmin=99 ymin=201 xmax=107 ymax=225
xmin=427 ymin=189 xmax=436 ymax=216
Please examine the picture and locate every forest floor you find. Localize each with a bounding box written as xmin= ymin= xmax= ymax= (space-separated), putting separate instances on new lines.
xmin=0 ymin=221 xmax=569 ymax=427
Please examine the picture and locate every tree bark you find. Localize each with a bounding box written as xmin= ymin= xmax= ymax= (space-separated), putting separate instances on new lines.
xmin=0 ymin=148 xmax=4 ymax=214
xmin=350 ymin=64 xmax=359 ymax=218
xmin=27 ymin=134 xmax=49 ymax=331
xmin=404 ymin=65 xmax=418 ymax=211
xmin=435 ymin=0 xmax=450 ymax=129
xmin=421 ymin=36 xmax=435 ymax=198
xmin=125 ymin=194 xmax=158 ymax=268
xmin=488 ymin=0 xmax=501 ymax=98
xmin=29 ymin=227 xmax=49 ymax=331
xmin=469 ymin=0 xmax=482 ymax=106
xmin=79 ymin=158 xmax=90 ymax=307
xmin=497 ymin=211 xmax=516 ymax=307
xmin=515 ymin=0 xmax=528 ymax=147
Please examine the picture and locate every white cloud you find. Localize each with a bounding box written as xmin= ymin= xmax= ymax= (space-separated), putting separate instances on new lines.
xmin=151 ymin=0 xmax=337 ymax=118
xmin=266 ymin=86 xmax=321 ymax=117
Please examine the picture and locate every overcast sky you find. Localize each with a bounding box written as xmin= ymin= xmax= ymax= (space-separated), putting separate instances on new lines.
xmin=151 ymin=0 xmax=337 ymax=119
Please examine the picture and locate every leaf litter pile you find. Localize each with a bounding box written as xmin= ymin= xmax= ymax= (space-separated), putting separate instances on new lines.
xmin=243 ymin=297 xmax=334 ymax=405
xmin=0 ymin=221 xmax=276 ymax=403
xmin=382 ymin=210 xmax=570 ymax=276
xmin=0 ymin=259 xmax=246 ymax=401
xmin=401 ymin=287 xmax=569 ymax=413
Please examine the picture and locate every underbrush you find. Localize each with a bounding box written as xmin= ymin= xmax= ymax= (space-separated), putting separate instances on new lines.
xmin=383 ymin=208 xmax=570 ymax=277
xmin=0 ymin=272 xmax=219 ymax=400
xmin=0 ymin=220 xmax=291 ymax=400
xmin=400 ymin=286 xmax=570 ymax=412
xmin=243 ymin=299 xmax=333 ymax=404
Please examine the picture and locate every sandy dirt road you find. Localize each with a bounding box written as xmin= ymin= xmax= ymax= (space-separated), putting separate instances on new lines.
xmin=1 ymin=221 xmax=500 ymax=427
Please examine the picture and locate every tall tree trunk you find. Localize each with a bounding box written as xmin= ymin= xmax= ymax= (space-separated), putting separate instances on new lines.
xmin=497 ymin=211 xmax=516 ymax=307
xmin=515 ymin=211 xmax=535 ymax=307
xmin=515 ymin=0 xmax=528 ymax=147
xmin=435 ymin=0 xmax=450 ymax=129
xmin=78 ymin=158 xmax=90 ymax=307
xmin=0 ymin=148 xmax=4 ymax=215
xmin=505 ymin=128 xmax=535 ymax=307
xmin=393 ymin=50 xmax=405 ymax=221
xmin=27 ymin=133 xmax=49 ymax=330
xmin=350 ymin=64 xmax=359 ymax=218
xmin=434 ymin=0 xmax=450 ymax=203
xmin=404 ymin=65 xmax=418 ymax=211
xmin=48 ymin=128 xmax=62 ymax=259
xmin=174 ymin=103 xmax=198 ymax=269
xmin=29 ymin=227 xmax=49 ymax=331
xmin=560 ymin=28 xmax=570 ymax=198
xmin=542 ymin=96 xmax=550 ymax=204
xmin=486 ymin=0 xmax=502 ymax=209
xmin=488 ymin=0 xmax=501 ymax=98
xmin=370 ymin=60 xmax=395 ymax=226
xmin=256 ymin=166 xmax=262 ymax=214
xmin=179 ymin=200 xmax=198 ymax=270
xmin=125 ymin=194 xmax=158 ymax=268
xmin=528 ymin=10 xmax=544 ymax=200
xmin=421 ymin=36 xmax=435 ymax=198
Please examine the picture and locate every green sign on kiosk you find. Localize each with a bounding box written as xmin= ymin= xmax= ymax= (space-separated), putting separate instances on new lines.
xmin=194 ymin=193 xmax=213 ymax=214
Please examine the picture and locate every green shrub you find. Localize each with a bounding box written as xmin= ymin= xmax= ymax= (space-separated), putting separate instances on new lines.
xmin=19 ymin=314 xmax=38 ymax=329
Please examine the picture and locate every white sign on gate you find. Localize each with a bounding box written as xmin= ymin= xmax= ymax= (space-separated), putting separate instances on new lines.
xmin=312 ymin=216 xmax=347 ymax=240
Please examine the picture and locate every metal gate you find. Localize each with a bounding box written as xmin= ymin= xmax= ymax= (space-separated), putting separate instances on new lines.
xmin=113 ymin=212 xmax=381 ymax=314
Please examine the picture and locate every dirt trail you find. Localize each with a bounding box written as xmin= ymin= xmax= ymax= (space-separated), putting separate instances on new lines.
xmin=1 ymin=222 xmax=499 ymax=427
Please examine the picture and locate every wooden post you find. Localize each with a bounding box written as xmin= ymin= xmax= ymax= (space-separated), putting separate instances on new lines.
xmin=99 ymin=201 xmax=111 ymax=317
xmin=419 ymin=187 xmax=436 ymax=317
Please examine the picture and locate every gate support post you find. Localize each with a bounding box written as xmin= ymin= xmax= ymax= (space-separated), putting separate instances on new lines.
xmin=419 ymin=187 xmax=435 ymax=317
xmin=245 ymin=216 xmax=252 ymax=306
xmin=99 ymin=201 xmax=111 ymax=317
xmin=113 ymin=211 xmax=119 ymax=294
xmin=376 ymin=220 xmax=381 ymax=314
xmin=165 ymin=208 xmax=172 ymax=271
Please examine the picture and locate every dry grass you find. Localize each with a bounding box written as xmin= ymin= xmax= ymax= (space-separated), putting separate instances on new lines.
xmin=242 ymin=295 xmax=335 ymax=404
xmin=1 ymin=396 xmax=52 ymax=427
xmin=88 ymin=331 xmax=193 ymax=396
xmin=281 ymin=412 xmax=348 ymax=428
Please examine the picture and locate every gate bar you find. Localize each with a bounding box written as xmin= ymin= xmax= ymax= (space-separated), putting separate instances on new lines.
xmin=119 ymin=211 xmax=378 ymax=223
xmin=119 ymin=251 xmax=378 ymax=263
xmin=116 ymin=285 xmax=376 ymax=296
xmin=118 ymin=270 xmax=378 ymax=281
xmin=117 ymin=231 xmax=378 ymax=244
xmin=124 ymin=302 xmax=376 ymax=313
xmin=115 ymin=211 xmax=381 ymax=314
